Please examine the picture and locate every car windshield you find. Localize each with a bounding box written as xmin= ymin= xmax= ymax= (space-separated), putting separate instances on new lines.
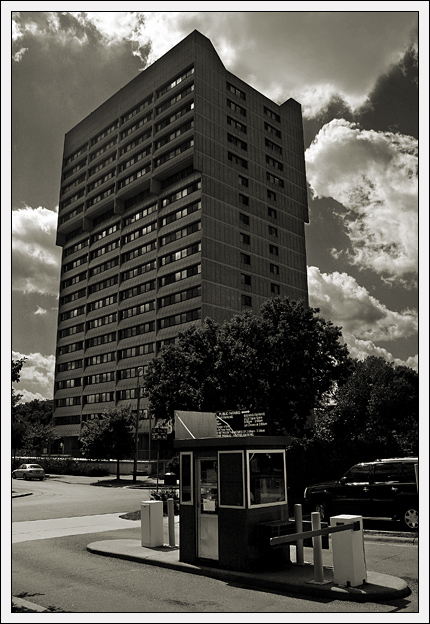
xmin=29 ymin=464 xmax=42 ymax=469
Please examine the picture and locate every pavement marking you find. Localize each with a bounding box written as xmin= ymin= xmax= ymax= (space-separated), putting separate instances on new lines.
xmin=12 ymin=513 xmax=141 ymax=543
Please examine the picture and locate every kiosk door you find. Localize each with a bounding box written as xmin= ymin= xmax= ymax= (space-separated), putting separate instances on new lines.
xmin=197 ymin=458 xmax=219 ymax=561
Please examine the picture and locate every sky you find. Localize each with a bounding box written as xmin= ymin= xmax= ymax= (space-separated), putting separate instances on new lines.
xmin=6 ymin=5 xmax=426 ymax=403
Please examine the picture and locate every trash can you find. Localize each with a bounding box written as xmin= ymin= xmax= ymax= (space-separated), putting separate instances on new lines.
xmin=164 ymin=472 xmax=177 ymax=486
xmin=141 ymin=500 xmax=163 ymax=547
xmin=330 ymin=515 xmax=367 ymax=587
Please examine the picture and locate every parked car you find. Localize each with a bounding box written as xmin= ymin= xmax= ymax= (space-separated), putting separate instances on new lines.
xmin=304 ymin=457 xmax=418 ymax=530
xmin=12 ymin=463 xmax=45 ymax=481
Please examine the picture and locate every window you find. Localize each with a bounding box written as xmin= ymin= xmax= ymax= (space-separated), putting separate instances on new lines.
xmin=239 ymin=194 xmax=249 ymax=206
xmin=269 ymin=245 xmax=278 ymax=255
xmin=118 ymin=321 xmax=155 ymax=340
xmin=227 ymin=116 xmax=247 ymax=133
xmin=240 ymin=253 xmax=251 ymax=265
xmin=159 ymin=221 xmax=201 ymax=247
xmin=228 ymin=152 xmax=248 ymax=169
xmin=241 ymin=273 xmax=251 ymax=286
xmin=86 ymin=332 xmax=116 ymax=348
xmin=85 ymin=372 xmax=116 ymax=385
xmin=87 ymin=312 xmax=117 ymax=330
xmin=155 ymin=120 xmax=194 ymax=150
xmin=271 ymin=283 xmax=280 ymax=295
xmin=241 ymin=294 xmax=252 ymax=307
xmin=88 ymin=275 xmax=118 ymax=294
xmin=122 ymin=221 xmax=157 ymax=245
xmin=121 ymin=259 xmax=156 ymax=283
xmin=158 ymin=263 xmax=201 ymax=287
xmin=89 ymin=257 xmax=119 ymax=278
xmin=269 ymin=226 xmax=278 ymax=237
xmin=227 ymin=82 xmax=246 ymax=100
xmin=180 ymin=452 xmax=193 ymax=504
xmin=118 ymin=343 xmax=154 ymax=360
xmin=160 ymin=200 xmax=201 ymax=227
xmin=266 ymin=172 xmax=284 ymax=188
xmin=157 ymin=308 xmax=201 ymax=330
xmin=87 ymin=294 xmax=117 ymax=312
xmin=239 ymin=213 xmax=250 ymax=226
xmin=159 ymin=242 xmax=201 ymax=267
xmin=156 ymin=101 xmax=195 ymax=132
xmin=227 ymin=99 xmax=246 ymax=116
xmin=264 ymin=106 xmax=281 ymax=123
xmin=158 ymin=286 xmax=201 ymax=308
xmin=156 ymin=84 xmax=195 ymax=115
xmin=161 ymin=179 xmax=201 ymax=207
xmin=268 ymin=207 xmax=277 ymax=219
xmin=57 ymin=359 xmax=82 ymax=373
xmin=90 ymin=239 xmax=120 ymax=260
xmin=120 ymin=118 xmax=152 ymax=142
xmin=238 ymin=175 xmax=249 ymax=187
xmin=218 ymin=451 xmax=245 ymax=508
xmin=264 ymin=122 xmax=281 ymax=139
xmin=267 ymin=190 xmax=276 ymax=201
xmin=158 ymin=67 xmax=194 ymax=98
xmin=63 ymin=254 xmax=88 ymax=273
xmin=270 ymin=263 xmax=280 ymax=275
xmin=266 ymin=155 xmax=283 ymax=171
xmin=240 ymin=233 xmax=250 ymax=245
xmin=118 ymin=163 xmax=151 ymax=188
xmin=119 ymin=300 xmax=155 ymax=320
xmin=123 ymin=203 xmax=157 ymax=226
xmin=121 ymin=240 xmax=156 ymax=263
xmin=84 ymin=392 xmax=115 ymax=405
xmin=56 ymin=397 xmax=82 ymax=407
xmin=227 ymin=133 xmax=247 ymax=151
xmin=265 ymin=138 xmax=282 ymax=154
xmin=121 ymin=95 xmax=153 ymax=124
xmin=248 ymin=450 xmax=286 ymax=506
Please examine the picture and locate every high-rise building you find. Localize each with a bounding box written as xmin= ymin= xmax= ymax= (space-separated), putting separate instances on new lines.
xmin=53 ymin=30 xmax=309 ymax=455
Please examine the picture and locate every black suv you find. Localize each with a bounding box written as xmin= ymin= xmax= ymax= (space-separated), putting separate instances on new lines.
xmin=304 ymin=457 xmax=418 ymax=530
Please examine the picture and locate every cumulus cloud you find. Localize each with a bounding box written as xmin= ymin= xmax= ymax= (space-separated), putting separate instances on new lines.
xmin=12 ymin=11 xmax=417 ymax=118
xmin=12 ymin=350 xmax=56 ymax=391
xmin=305 ymin=119 xmax=418 ymax=285
xmin=34 ymin=306 xmax=47 ymax=315
xmin=16 ymin=388 xmax=48 ymax=403
xmin=308 ymin=266 xmax=418 ymax=369
xmin=12 ymin=206 xmax=61 ymax=296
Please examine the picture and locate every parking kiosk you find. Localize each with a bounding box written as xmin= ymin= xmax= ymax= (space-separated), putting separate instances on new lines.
xmin=174 ymin=412 xmax=291 ymax=572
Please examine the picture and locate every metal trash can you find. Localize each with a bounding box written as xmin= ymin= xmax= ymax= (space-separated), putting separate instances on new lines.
xmin=330 ymin=515 xmax=367 ymax=587
xmin=141 ymin=500 xmax=163 ymax=547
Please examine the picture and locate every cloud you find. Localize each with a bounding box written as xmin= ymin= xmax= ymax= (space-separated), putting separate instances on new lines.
xmin=12 ymin=206 xmax=61 ymax=296
xmin=307 ymin=266 xmax=418 ymax=369
xmin=34 ymin=306 xmax=47 ymax=315
xmin=11 ymin=11 xmax=418 ymax=118
xmin=305 ymin=119 xmax=418 ymax=285
xmin=12 ymin=350 xmax=56 ymax=390
xmin=15 ymin=388 xmax=48 ymax=404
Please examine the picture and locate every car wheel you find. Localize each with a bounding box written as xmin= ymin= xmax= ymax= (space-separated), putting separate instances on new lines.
xmin=313 ymin=501 xmax=330 ymax=522
xmin=402 ymin=507 xmax=418 ymax=531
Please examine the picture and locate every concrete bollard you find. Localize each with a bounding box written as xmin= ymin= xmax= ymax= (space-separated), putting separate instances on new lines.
xmin=294 ymin=504 xmax=304 ymax=565
xmin=167 ymin=498 xmax=175 ymax=547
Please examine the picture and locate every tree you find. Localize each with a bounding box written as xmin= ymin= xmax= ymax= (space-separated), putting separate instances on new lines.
xmin=12 ymin=357 xmax=26 ymax=413
xmin=12 ymin=399 xmax=57 ymax=457
xmin=144 ymin=297 xmax=350 ymax=436
xmin=314 ymin=356 xmax=419 ymax=463
xmin=79 ymin=406 xmax=135 ymax=480
xmin=12 ymin=358 xmax=27 ymax=458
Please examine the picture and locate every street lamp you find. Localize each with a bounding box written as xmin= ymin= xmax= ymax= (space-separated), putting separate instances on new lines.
xmin=132 ymin=366 xmax=144 ymax=483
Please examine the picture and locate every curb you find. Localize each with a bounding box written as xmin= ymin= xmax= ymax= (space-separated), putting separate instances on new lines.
xmin=86 ymin=539 xmax=411 ymax=603
xmin=12 ymin=597 xmax=51 ymax=613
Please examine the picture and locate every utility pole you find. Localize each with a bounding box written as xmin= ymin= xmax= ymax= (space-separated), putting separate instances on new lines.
xmin=132 ymin=367 xmax=144 ymax=483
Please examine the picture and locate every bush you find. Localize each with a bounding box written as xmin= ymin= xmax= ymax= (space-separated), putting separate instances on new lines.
xmin=11 ymin=456 xmax=109 ymax=477
xmin=150 ymin=487 xmax=180 ymax=514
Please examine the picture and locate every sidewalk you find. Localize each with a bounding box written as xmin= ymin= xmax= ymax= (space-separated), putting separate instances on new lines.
xmin=87 ymin=523 xmax=410 ymax=603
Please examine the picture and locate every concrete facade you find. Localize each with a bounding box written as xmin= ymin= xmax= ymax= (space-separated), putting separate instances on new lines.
xmin=53 ymin=31 xmax=309 ymax=454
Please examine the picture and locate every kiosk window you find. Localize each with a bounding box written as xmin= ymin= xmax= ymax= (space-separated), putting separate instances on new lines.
xmin=180 ymin=452 xmax=193 ymax=504
xmin=248 ymin=451 xmax=286 ymax=506
xmin=219 ymin=451 xmax=245 ymax=507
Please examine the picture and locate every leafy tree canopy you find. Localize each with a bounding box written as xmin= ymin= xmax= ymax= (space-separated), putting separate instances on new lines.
xmin=314 ymin=356 xmax=419 ymax=458
xmin=79 ymin=406 xmax=135 ymax=479
xmin=144 ymin=297 xmax=350 ymax=436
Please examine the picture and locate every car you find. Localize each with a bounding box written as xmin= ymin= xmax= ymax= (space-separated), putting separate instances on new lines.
xmin=12 ymin=463 xmax=45 ymax=481
xmin=304 ymin=457 xmax=418 ymax=531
